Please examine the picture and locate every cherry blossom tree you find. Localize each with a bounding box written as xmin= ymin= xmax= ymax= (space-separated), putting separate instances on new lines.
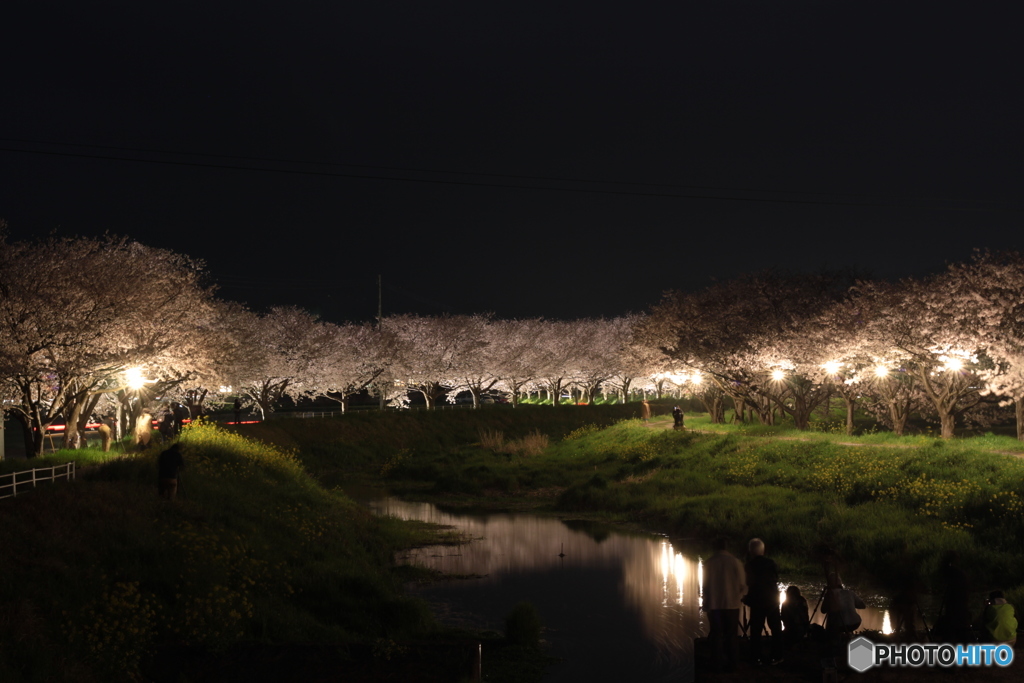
xmin=569 ymin=318 xmax=629 ymax=404
xmin=933 ymin=251 xmax=1024 ymax=438
xmin=853 ymin=277 xmax=987 ymax=438
xmin=313 ymin=322 xmax=400 ymax=413
xmin=488 ymin=318 xmax=544 ymax=407
xmin=226 ymin=306 xmax=334 ymax=419
xmin=383 ymin=314 xmax=488 ymax=410
xmin=0 ymin=232 xmax=215 ymax=455
xmin=441 ymin=315 xmax=500 ymax=409
xmin=644 ymin=270 xmax=855 ymax=428
xmin=533 ymin=320 xmax=589 ymax=407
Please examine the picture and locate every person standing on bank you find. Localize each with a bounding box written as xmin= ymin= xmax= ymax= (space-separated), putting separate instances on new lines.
xmin=703 ymin=537 xmax=747 ymax=672
xmin=157 ymin=443 xmax=185 ymax=501
xmin=744 ymin=538 xmax=784 ymax=665
xmin=641 ymin=399 xmax=651 ymax=422
xmin=672 ymin=405 xmax=684 ymax=428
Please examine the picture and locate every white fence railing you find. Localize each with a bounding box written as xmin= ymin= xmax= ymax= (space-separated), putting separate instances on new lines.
xmin=0 ymin=462 xmax=76 ymax=500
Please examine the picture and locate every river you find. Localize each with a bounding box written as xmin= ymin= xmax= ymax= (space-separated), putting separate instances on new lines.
xmin=366 ymin=497 xmax=894 ymax=682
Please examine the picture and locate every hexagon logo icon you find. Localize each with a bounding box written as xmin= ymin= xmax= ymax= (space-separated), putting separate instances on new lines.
xmin=848 ymin=636 xmax=875 ymax=672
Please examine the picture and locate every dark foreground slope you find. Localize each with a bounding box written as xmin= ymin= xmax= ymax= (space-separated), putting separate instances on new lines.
xmin=0 ymin=424 xmax=494 ymax=682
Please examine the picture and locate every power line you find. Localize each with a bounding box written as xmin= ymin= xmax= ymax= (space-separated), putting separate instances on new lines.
xmin=1 ymin=142 xmax=1019 ymax=214
xmin=4 ymin=135 xmax=1008 ymax=206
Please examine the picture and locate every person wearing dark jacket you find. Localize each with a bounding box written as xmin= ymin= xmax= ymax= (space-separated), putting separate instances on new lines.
xmin=781 ymin=585 xmax=810 ymax=649
xmin=157 ymin=443 xmax=185 ymax=501
xmin=744 ymin=538 xmax=784 ymax=665
xmin=933 ymin=550 xmax=972 ymax=642
xmin=672 ymin=406 xmax=684 ymax=428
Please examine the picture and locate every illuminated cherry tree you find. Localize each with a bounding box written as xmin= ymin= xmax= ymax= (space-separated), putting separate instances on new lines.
xmin=0 ymin=232 xmax=214 ymax=455
xmin=226 ymin=306 xmax=336 ymax=420
xmin=383 ymin=314 xmax=489 ymax=410
xmin=937 ymin=251 xmax=1024 ymax=439
xmin=488 ymin=318 xmax=544 ymax=407
xmin=645 ymin=270 xmax=854 ymax=428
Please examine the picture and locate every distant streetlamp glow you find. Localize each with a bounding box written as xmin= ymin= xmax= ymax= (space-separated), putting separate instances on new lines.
xmin=126 ymin=367 xmax=147 ymax=391
xmin=823 ymin=361 xmax=842 ymax=376
xmin=874 ymin=366 xmax=889 ymax=379
xmin=944 ymin=358 xmax=964 ymax=372
xmin=690 ymin=372 xmax=703 ymax=386
xmin=771 ymin=369 xmax=786 ymax=382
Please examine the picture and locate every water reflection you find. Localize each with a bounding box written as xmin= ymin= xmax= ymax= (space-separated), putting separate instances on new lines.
xmin=368 ymin=498 xmax=891 ymax=682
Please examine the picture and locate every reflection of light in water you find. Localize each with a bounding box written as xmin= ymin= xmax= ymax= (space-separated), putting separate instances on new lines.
xmin=658 ymin=540 xmax=687 ymax=605
xmin=371 ymin=497 xmax=892 ymax=680
xmin=882 ymin=610 xmax=892 ymax=635
xmin=697 ymin=559 xmax=703 ymax=609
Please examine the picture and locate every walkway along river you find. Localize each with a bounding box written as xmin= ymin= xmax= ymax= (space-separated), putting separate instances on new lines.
xmin=366 ymin=497 xmax=893 ymax=682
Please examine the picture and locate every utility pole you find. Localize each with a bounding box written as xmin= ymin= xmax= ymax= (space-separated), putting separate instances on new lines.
xmin=377 ymin=274 xmax=385 ymax=411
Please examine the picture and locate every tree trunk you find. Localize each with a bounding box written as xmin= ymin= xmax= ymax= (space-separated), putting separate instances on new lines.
xmin=28 ymin=404 xmax=47 ymax=457
xmin=791 ymin=396 xmax=811 ymax=431
xmin=844 ymin=397 xmax=856 ymax=436
xmin=732 ymin=397 xmax=746 ymax=424
xmin=115 ymin=401 xmax=125 ymax=441
xmin=1016 ymin=398 xmax=1024 ymax=441
xmin=185 ymin=389 xmax=208 ymax=421
xmin=890 ymin=403 xmax=908 ymax=437
xmin=939 ymin=411 xmax=956 ymax=439
xmin=63 ymin=398 xmax=85 ymax=450
xmin=752 ymin=398 xmax=773 ymax=425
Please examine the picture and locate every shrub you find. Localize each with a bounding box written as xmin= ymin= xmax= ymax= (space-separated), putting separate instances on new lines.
xmin=513 ymin=431 xmax=549 ymax=457
xmin=479 ymin=430 xmax=505 ymax=451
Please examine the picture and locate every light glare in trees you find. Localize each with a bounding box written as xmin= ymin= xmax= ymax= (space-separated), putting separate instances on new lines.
xmin=126 ymin=367 xmax=147 ymax=391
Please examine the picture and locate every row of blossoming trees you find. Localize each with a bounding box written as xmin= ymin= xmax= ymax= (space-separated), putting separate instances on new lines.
xmin=0 ymin=232 xmax=671 ymax=456
xmin=3 ymin=229 xmax=1024 ymax=456
xmin=641 ymin=254 xmax=1024 ymax=440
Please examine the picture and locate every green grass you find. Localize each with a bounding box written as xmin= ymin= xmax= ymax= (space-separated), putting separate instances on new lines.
xmin=0 ymin=444 xmax=123 ymax=475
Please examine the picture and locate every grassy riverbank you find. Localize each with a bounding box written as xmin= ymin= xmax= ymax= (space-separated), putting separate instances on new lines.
xmin=0 ymin=423 xmax=545 ymax=682
xmin=6 ymin=405 xmax=1023 ymax=680
xmin=247 ymin=408 xmax=1024 ymax=608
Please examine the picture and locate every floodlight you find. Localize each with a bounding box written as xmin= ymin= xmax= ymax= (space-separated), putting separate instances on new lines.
xmin=126 ymin=367 xmax=147 ymax=391
xmin=771 ymin=369 xmax=786 ymax=381
xmin=874 ymin=366 xmax=889 ymax=378
xmin=823 ymin=361 xmax=841 ymax=375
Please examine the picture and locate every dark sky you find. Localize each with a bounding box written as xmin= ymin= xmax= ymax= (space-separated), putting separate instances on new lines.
xmin=2 ymin=1 xmax=1022 ymax=323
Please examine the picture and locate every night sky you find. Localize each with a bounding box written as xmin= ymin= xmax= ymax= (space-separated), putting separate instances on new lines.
xmin=3 ymin=2 xmax=1022 ymax=323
